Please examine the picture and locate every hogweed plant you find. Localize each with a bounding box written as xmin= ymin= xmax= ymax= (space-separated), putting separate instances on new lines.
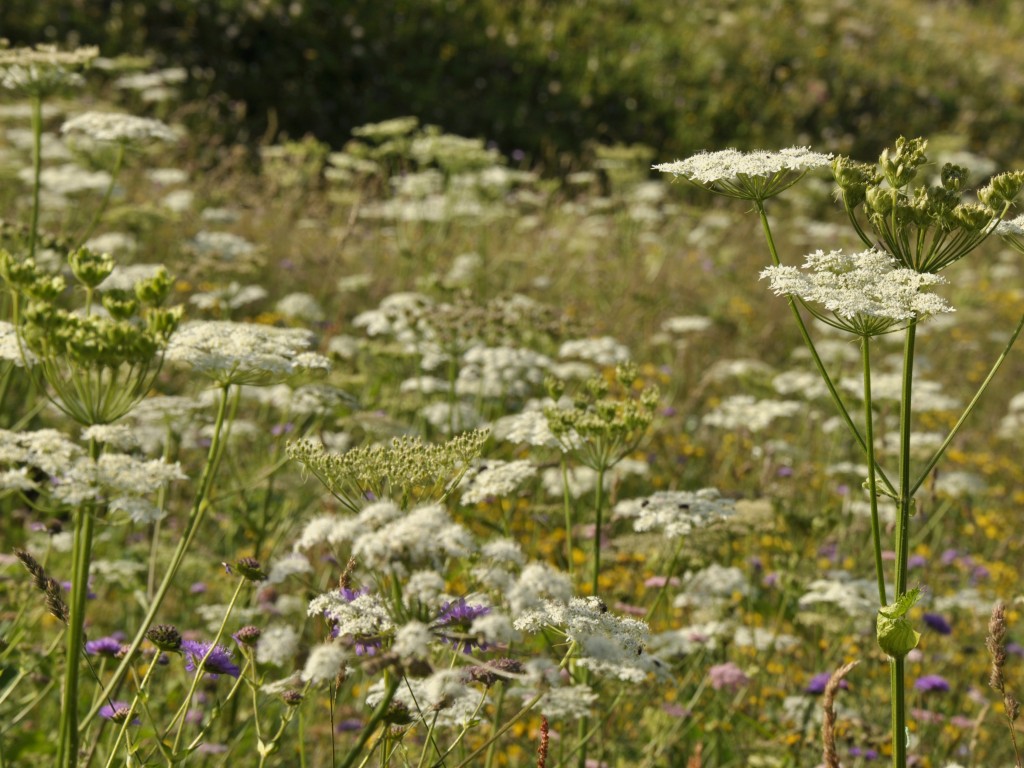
xmin=657 ymin=137 xmax=1024 ymax=768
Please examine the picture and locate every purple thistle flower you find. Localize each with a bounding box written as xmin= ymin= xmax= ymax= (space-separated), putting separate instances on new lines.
xmin=913 ymin=674 xmax=950 ymax=693
xmin=85 ymin=636 xmax=124 ymax=657
xmin=923 ymin=612 xmax=952 ymax=635
xmin=435 ymin=598 xmax=491 ymax=653
xmin=181 ymin=639 xmax=241 ymax=678
xmin=804 ymin=672 xmax=849 ymax=695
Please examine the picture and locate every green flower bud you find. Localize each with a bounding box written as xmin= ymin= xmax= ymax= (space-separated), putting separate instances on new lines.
xmin=100 ymin=289 xmax=138 ymax=320
xmin=979 ymin=171 xmax=1024 ymax=211
xmin=953 ymin=203 xmax=992 ymax=232
xmin=865 ymin=186 xmax=898 ymax=215
xmin=831 ymin=156 xmax=877 ymax=208
xmin=68 ymin=247 xmax=115 ymax=289
xmin=26 ymin=274 xmax=66 ymax=302
xmin=135 ymin=267 xmax=172 ymax=307
xmin=940 ymin=163 xmax=969 ymax=192
xmin=0 ymin=251 xmax=40 ymax=287
xmin=879 ymin=136 xmax=928 ymax=188
xmin=876 ymin=587 xmax=922 ymax=659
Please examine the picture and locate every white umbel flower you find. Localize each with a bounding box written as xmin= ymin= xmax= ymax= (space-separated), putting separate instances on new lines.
xmin=61 ymin=111 xmax=177 ymax=143
xmin=166 ymin=321 xmax=330 ymax=385
xmin=760 ymin=248 xmax=954 ymax=335
xmin=655 ymin=147 xmax=832 ymax=184
xmin=615 ymin=488 xmax=735 ymax=538
xmin=256 ymin=625 xmax=300 ymax=667
xmin=300 ymin=642 xmax=348 ymax=684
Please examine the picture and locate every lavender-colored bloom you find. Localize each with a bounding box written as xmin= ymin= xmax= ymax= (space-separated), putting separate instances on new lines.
xmin=181 ymin=639 xmax=241 ymax=678
xmin=434 ymin=598 xmax=491 ymax=653
xmin=849 ymin=746 xmax=879 ymax=759
xmin=708 ymin=662 xmax=749 ymax=692
xmin=907 ymin=554 xmax=927 ymax=570
xmin=85 ymin=636 xmax=123 ymax=657
xmin=805 ymin=672 xmax=849 ymax=695
xmin=923 ymin=613 xmax=952 ymax=635
xmin=913 ymin=674 xmax=950 ymax=693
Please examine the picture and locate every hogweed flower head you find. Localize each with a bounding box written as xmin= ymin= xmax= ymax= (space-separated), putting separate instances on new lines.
xmin=166 ymin=320 xmax=329 ymax=386
xmin=61 ymin=111 xmax=177 ymax=145
xmin=654 ymin=146 xmax=832 ymax=202
xmin=760 ymin=248 xmax=954 ymax=336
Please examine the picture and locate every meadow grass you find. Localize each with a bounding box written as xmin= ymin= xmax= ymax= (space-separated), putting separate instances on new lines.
xmin=0 ymin=44 xmax=1024 ymax=768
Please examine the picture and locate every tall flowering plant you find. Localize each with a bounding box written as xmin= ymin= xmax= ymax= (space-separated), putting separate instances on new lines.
xmin=656 ymin=138 xmax=1024 ymax=768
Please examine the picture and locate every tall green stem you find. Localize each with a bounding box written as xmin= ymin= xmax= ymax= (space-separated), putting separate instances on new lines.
xmin=561 ymin=455 xmax=574 ymax=580
xmin=337 ymin=674 xmax=399 ymax=768
xmin=861 ymin=338 xmax=887 ymax=607
xmin=58 ymin=437 xmax=101 ymax=768
xmin=890 ymin=322 xmax=917 ymax=768
xmin=81 ymin=384 xmax=233 ymax=731
xmin=591 ymin=464 xmax=606 ymax=598
xmin=28 ymin=95 xmax=43 ymax=261
xmin=77 ymin=143 xmax=125 ymax=248
xmin=756 ymin=202 xmax=896 ymax=497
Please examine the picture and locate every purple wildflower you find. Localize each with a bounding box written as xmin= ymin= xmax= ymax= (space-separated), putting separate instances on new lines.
xmin=907 ymin=554 xmax=927 ymax=570
xmin=849 ymin=746 xmax=879 ymax=760
xmin=913 ymin=674 xmax=950 ymax=693
xmin=85 ymin=636 xmax=124 ymax=657
xmin=923 ymin=612 xmax=952 ymax=635
xmin=181 ymin=639 xmax=241 ymax=678
xmin=804 ymin=672 xmax=849 ymax=695
xmin=434 ymin=598 xmax=491 ymax=653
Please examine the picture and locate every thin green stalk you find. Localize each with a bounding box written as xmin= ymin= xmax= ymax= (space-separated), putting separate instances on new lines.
xmin=890 ymin=322 xmax=917 ymax=768
xmin=58 ymin=437 xmax=101 ymax=768
xmin=562 ymin=455 xmax=574 ymax=580
xmin=645 ymin=538 xmax=685 ymax=622
xmin=28 ymin=94 xmax=43 ymax=260
xmin=448 ymin=691 xmax=545 ymax=768
xmin=591 ymin=464 xmax=606 ymax=598
xmin=338 ymin=673 xmax=400 ymax=768
xmin=861 ymin=338 xmax=887 ymax=607
xmin=170 ymin=577 xmax=247 ymax=755
xmin=891 ymin=658 xmax=907 ymax=768
xmin=911 ymin=310 xmax=1024 ymax=496
xmin=102 ymin=654 xmax=160 ymax=768
xmin=756 ymin=202 xmax=896 ymax=497
xmin=81 ymin=383 xmax=233 ymax=731
xmin=76 ymin=144 xmax=125 ymax=248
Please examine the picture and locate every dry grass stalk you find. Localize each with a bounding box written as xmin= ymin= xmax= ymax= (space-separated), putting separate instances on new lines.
xmin=14 ymin=547 xmax=69 ymax=625
xmin=987 ymin=600 xmax=1022 ymax=767
xmin=822 ymin=660 xmax=859 ymax=768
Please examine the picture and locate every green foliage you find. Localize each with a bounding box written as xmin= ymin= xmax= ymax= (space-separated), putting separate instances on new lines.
xmin=7 ymin=0 xmax=1024 ymax=167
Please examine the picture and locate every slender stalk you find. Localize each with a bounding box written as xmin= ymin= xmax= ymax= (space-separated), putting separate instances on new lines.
xmin=889 ymin=322 xmax=917 ymax=768
xmin=81 ymin=384 xmax=233 ymax=731
xmin=337 ymin=673 xmax=399 ymax=768
xmin=169 ymin=577 xmax=247 ymax=754
xmin=755 ymin=202 xmax=896 ymax=497
xmin=561 ymin=455 xmax=574 ymax=580
xmin=76 ymin=144 xmax=125 ymax=248
xmin=861 ymin=338 xmax=887 ymax=607
xmin=58 ymin=437 xmax=101 ymax=768
xmin=591 ymin=463 xmax=606 ymax=598
xmin=28 ymin=94 xmax=43 ymax=260
xmin=911 ymin=310 xmax=1024 ymax=496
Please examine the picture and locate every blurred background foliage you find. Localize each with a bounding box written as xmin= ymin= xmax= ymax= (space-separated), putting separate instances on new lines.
xmin=4 ymin=0 xmax=1024 ymax=170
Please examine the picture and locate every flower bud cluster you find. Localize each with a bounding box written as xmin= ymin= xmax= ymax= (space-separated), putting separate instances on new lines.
xmin=0 ymin=248 xmax=182 ymax=424
xmin=287 ymin=429 xmax=489 ymax=511
xmin=544 ymin=363 xmax=658 ymax=471
xmin=833 ymin=136 xmax=1024 ymax=272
